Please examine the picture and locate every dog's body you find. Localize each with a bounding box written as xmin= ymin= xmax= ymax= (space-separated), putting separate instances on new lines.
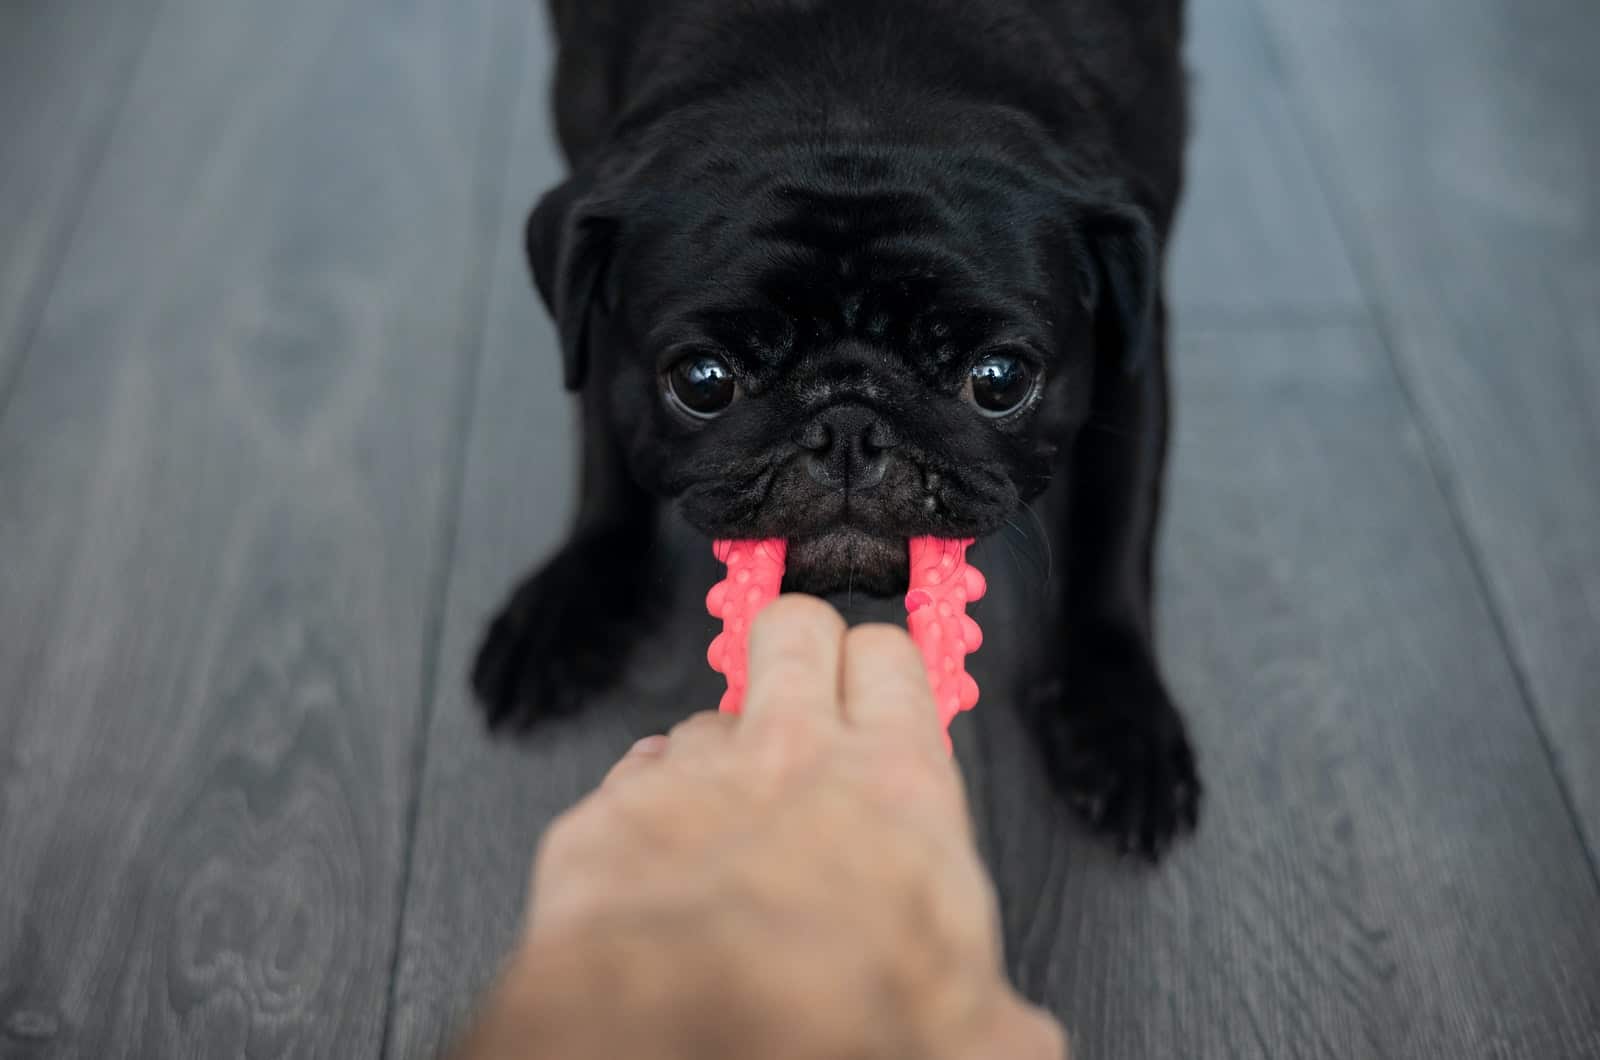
xmin=474 ymin=0 xmax=1198 ymax=857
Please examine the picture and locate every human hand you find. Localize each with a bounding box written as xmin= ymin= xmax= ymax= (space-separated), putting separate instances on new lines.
xmin=453 ymin=595 xmax=1066 ymax=1060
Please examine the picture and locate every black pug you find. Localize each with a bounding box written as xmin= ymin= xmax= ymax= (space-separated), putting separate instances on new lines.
xmin=474 ymin=0 xmax=1198 ymax=858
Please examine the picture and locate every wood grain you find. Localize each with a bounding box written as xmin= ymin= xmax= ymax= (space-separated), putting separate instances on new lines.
xmin=0 ymin=0 xmax=528 ymax=1055
xmin=1251 ymin=0 xmax=1600 ymax=859
xmin=4 ymin=0 xmax=1597 ymax=1057
xmin=1167 ymin=0 xmax=1366 ymax=320
xmin=381 ymin=19 xmax=660 ymax=1054
xmin=0 ymin=0 xmax=162 ymax=403
xmin=975 ymin=321 xmax=1600 ymax=1059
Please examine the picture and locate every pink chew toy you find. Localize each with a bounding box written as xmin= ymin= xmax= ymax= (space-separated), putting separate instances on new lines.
xmin=903 ymin=537 xmax=986 ymax=737
xmin=705 ymin=539 xmax=789 ymax=714
xmin=706 ymin=536 xmax=986 ymax=748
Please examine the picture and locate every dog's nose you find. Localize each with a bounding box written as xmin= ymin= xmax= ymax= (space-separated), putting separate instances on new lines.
xmin=797 ymin=405 xmax=897 ymax=490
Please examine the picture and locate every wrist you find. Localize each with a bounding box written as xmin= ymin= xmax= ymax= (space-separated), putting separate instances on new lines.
xmin=452 ymin=917 xmax=746 ymax=1060
xmin=452 ymin=906 xmax=991 ymax=1060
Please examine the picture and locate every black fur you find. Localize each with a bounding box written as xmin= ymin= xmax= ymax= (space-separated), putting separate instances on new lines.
xmin=474 ymin=0 xmax=1199 ymax=858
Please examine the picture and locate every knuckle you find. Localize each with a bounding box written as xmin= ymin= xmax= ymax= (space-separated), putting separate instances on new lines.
xmin=750 ymin=707 xmax=829 ymax=767
xmin=867 ymin=748 xmax=945 ymax=804
xmin=536 ymin=811 xmax=589 ymax=863
xmin=753 ymin=655 xmax=822 ymax=695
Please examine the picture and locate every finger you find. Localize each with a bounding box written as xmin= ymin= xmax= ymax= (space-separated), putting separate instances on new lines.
xmin=741 ymin=594 xmax=847 ymax=735
xmin=841 ymin=622 xmax=941 ymax=742
xmin=600 ymin=734 xmax=670 ymax=788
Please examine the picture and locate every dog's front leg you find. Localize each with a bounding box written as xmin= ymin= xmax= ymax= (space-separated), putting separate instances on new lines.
xmin=472 ymin=388 xmax=660 ymax=730
xmin=1033 ymin=298 xmax=1200 ymax=860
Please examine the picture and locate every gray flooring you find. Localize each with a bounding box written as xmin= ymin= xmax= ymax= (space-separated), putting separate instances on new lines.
xmin=1 ymin=0 xmax=1597 ymax=1056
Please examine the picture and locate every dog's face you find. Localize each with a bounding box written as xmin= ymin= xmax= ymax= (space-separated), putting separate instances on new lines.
xmin=530 ymin=129 xmax=1155 ymax=596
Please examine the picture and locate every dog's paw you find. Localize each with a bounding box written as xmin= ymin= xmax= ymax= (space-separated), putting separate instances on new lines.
xmin=1033 ymin=646 xmax=1200 ymax=861
xmin=471 ymin=528 xmax=652 ymax=731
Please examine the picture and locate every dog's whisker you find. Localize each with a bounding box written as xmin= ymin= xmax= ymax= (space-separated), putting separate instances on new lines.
xmin=1000 ymin=523 xmax=1031 ymax=593
xmin=1003 ymin=516 xmax=1045 ymax=583
xmin=1024 ymin=500 xmax=1054 ymax=585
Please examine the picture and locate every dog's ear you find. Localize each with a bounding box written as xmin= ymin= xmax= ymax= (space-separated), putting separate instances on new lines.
xmin=1075 ymin=202 xmax=1158 ymax=376
xmin=526 ymin=176 xmax=619 ymax=391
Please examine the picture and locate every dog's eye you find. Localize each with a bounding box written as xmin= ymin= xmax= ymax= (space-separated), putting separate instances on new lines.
xmin=666 ymin=354 xmax=738 ymax=418
xmin=966 ymin=352 xmax=1036 ymax=415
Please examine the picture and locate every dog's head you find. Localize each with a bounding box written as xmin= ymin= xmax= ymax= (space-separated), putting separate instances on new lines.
xmin=528 ymin=118 xmax=1155 ymax=595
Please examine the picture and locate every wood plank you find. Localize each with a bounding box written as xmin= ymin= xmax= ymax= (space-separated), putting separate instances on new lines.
xmin=981 ymin=321 xmax=1600 ymax=1059
xmin=0 ymin=0 xmax=162 ymax=401
xmin=1249 ymin=0 xmax=1600 ymax=858
xmin=0 ymin=0 xmax=528 ymax=1054
xmin=1168 ymin=0 xmax=1366 ymax=319
xmin=383 ymin=20 xmax=618 ymax=1052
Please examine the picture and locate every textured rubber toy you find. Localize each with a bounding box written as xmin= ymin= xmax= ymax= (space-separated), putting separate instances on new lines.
xmin=707 ymin=537 xmax=986 ymax=744
xmin=904 ymin=536 xmax=986 ymax=738
xmin=705 ymin=539 xmax=788 ymax=714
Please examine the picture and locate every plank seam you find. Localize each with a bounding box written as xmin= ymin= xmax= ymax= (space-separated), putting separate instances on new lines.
xmin=0 ymin=0 xmax=172 ymax=426
xmin=375 ymin=2 xmax=538 ymax=1055
xmin=1175 ymin=306 xmax=1372 ymax=333
xmin=1242 ymin=0 xmax=1600 ymax=896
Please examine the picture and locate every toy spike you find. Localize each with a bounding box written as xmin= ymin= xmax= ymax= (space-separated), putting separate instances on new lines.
xmin=705 ymin=539 xmax=788 ymax=715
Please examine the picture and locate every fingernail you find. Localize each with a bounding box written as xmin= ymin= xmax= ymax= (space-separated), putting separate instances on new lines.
xmin=630 ymin=735 xmax=669 ymax=756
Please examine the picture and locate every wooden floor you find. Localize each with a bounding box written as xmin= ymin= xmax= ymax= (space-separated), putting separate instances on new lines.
xmin=2 ymin=0 xmax=1597 ymax=1056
